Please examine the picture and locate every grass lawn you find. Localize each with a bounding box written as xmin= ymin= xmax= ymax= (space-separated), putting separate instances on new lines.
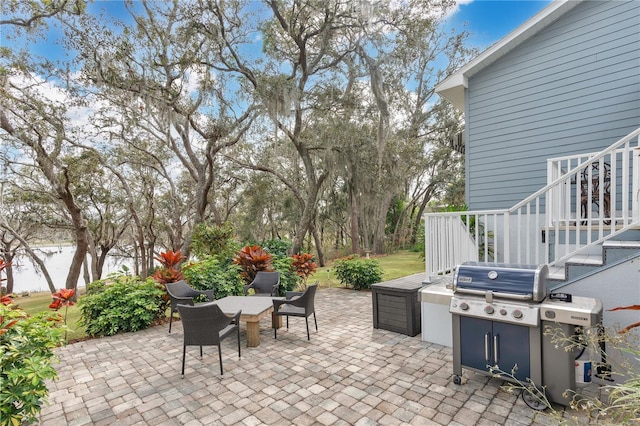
xmin=10 ymin=250 xmax=424 ymax=342
xmin=13 ymin=293 xmax=87 ymax=342
xmin=314 ymin=249 xmax=425 ymax=288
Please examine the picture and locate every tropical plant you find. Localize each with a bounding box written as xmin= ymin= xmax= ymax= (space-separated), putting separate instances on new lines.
xmin=232 ymin=245 xmax=273 ymax=283
xmin=0 ymin=302 xmax=64 ymax=426
xmin=291 ymin=253 xmax=317 ymax=289
xmin=49 ymin=288 xmax=76 ymax=343
xmin=152 ymin=250 xmax=185 ymax=284
xmin=79 ymin=276 xmax=165 ymax=337
xmin=461 ymin=214 xmax=495 ymax=261
xmin=609 ymin=304 xmax=640 ymax=333
xmin=333 ymin=255 xmax=383 ymax=290
xmin=181 ymin=256 xmax=244 ymax=299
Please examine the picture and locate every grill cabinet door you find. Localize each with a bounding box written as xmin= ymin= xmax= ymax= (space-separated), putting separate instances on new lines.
xmin=460 ymin=317 xmax=531 ymax=382
xmin=460 ymin=317 xmax=493 ymax=372
xmin=493 ymin=322 xmax=530 ymax=381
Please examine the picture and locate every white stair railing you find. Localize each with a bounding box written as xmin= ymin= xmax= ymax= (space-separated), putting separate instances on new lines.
xmin=425 ymin=127 xmax=640 ymax=282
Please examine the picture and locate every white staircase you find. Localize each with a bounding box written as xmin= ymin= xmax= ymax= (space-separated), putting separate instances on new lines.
xmin=424 ymin=127 xmax=640 ymax=283
xmin=548 ymin=235 xmax=640 ymax=286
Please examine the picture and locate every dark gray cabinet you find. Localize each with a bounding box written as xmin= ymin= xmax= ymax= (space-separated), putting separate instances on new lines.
xmin=371 ymin=281 xmax=423 ymax=336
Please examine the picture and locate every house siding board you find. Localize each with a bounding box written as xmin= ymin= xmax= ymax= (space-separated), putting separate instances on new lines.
xmin=466 ymin=0 xmax=640 ymax=211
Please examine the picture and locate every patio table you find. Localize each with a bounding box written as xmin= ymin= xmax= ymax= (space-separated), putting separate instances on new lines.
xmin=215 ymin=296 xmax=282 ymax=347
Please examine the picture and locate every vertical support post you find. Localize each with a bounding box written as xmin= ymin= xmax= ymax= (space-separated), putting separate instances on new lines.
xmin=503 ymin=213 xmax=510 ymax=263
xmin=424 ymin=214 xmax=432 ymax=283
xmin=633 ymin=148 xmax=640 ymax=222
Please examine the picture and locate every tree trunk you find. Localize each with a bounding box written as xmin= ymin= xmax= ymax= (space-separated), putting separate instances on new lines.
xmin=0 ymin=217 xmax=57 ymax=293
xmin=4 ymin=253 xmax=15 ymax=295
xmin=373 ymin=191 xmax=394 ymax=255
xmin=311 ymin=224 xmax=325 ymax=267
xmin=349 ymin=183 xmax=360 ymax=254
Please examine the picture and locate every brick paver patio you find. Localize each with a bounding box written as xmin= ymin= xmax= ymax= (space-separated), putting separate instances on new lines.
xmin=39 ymin=285 xmax=598 ymax=425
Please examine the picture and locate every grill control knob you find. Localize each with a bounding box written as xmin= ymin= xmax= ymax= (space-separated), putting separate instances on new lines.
xmin=459 ymin=302 xmax=469 ymax=311
xmin=512 ymin=309 xmax=523 ymax=319
xmin=499 ymin=309 xmax=507 ymax=316
xmin=484 ymin=306 xmax=494 ymax=315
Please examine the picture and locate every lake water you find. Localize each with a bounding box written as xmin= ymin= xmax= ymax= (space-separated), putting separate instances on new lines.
xmin=8 ymin=246 xmax=133 ymax=294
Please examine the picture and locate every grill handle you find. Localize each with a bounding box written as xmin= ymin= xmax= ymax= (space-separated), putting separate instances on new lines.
xmin=484 ymin=333 xmax=491 ymax=364
xmin=493 ymin=335 xmax=499 ymax=365
xmin=456 ymin=288 xmax=533 ymax=301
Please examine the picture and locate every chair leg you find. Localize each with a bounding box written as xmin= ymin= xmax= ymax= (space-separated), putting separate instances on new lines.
xmin=286 ymin=316 xmax=289 ymax=329
xmin=218 ymin=344 xmax=223 ymax=377
xmin=305 ymin=317 xmax=310 ymax=340
xmin=169 ymin=310 xmax=173 ymax=333
xmin=313 ymin=312 xmax=318 ymax=331
xmin=181 ymin=345 xmax=186 ymax=378
xmin=200 ymin=346 xmax=203 ymax=359
xmin=237 ymin=327 xmax=241 ymax=360
xmin=274 ymin=316 xmax=278 ymax=339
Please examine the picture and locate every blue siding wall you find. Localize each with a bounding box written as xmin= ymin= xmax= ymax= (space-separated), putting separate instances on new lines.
xmin=466 ymin=0 xmax=640 ymax=210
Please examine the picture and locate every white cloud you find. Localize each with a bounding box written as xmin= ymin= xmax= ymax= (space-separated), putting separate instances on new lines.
xmin=444 ymin=0 xmax=474 ymax=19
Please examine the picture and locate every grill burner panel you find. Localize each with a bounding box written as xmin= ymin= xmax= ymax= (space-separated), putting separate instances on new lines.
xmin=450 ymin=296 xmax=540 ymax=327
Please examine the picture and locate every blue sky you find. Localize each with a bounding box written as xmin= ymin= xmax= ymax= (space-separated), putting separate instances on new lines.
xmin=5 ymin=1 xmax=554 ymax=61
xmin=449 ymin=0 xmax=552 ymax=49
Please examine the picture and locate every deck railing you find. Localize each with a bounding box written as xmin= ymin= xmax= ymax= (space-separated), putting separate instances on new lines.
xmin=424 ymin=127 xmax=640 ymax=282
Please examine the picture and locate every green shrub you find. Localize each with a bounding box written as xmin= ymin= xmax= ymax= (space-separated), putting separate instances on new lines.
xmin=85 ymin=279 xmax=107 ymax=295
xmin=181 ymin=256 xmax=244 ymax=299
xmin=272 ymin=255 xmax=297 ymax=294
xmin=262 ymin=239 xmax=291 ymax=257
xmin=0 ymin=304 xmax=64 ymax=426
xmin=333 ymin=255 xmax=383 ymax=290
xmin=191 ymin=222 xmax=239 ymax=259
xmin=79 ymin=276 xmax=165 ymax=337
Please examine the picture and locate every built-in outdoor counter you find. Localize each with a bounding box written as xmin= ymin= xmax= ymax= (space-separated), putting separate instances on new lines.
xmin=420 ymin=278 xmax=454 ymax=347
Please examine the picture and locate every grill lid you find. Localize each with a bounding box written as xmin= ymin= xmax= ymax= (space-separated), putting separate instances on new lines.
xmin=453 ymin=262 xmax=549 ymax=302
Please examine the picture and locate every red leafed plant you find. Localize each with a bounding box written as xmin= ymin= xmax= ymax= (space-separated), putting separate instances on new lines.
xmin=152 ymin=250 xmax=185 ymax=284
xmin=291 ymin=253 xmax=317 ymax=288
xmin=49 ymin=288 xmax=76 ymax=342
xmin=233 ymin=245 xmax=273 ymax=283
xmin=1 ymin=294 xmax=13 ymax=306
xmin=608 ymin=305 xmax=640 ymax=334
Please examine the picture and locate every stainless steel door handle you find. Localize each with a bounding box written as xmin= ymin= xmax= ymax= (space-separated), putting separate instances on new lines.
xmin=484 ymin=332 xmax=491 ymax=364
xmin=493 ymin=334 xmax=499 ymax=365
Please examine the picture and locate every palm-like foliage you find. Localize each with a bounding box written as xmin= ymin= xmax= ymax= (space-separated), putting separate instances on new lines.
xmin=232 ymin=245 xmax=273 ymax=283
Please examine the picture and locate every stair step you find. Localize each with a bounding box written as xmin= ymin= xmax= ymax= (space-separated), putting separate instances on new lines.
xmin=602 ymin=240 xmax=640 ymax=249
xmin=548 ymin=265 xmax=566 ymax=281
xmin=565 ymin=254 xmax=603 ymax=266
xmin=603 ymin=240 xmax=640 ymax=264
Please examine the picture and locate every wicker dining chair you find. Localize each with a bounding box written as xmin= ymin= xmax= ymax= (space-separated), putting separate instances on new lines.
xmin=272 ymin=283 xmax=318 ymax=340
xmin=165 ymin=280 xmax=215 ymax=333
xmin=176 ymin=302 xmax=241 ymax=378
xmin=243 ymin=271 xmax=280 ymax=297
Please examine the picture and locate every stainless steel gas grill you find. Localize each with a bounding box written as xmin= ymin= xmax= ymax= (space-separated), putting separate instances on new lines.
xmin=449 ymin=261 xmax=603 ymax=409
